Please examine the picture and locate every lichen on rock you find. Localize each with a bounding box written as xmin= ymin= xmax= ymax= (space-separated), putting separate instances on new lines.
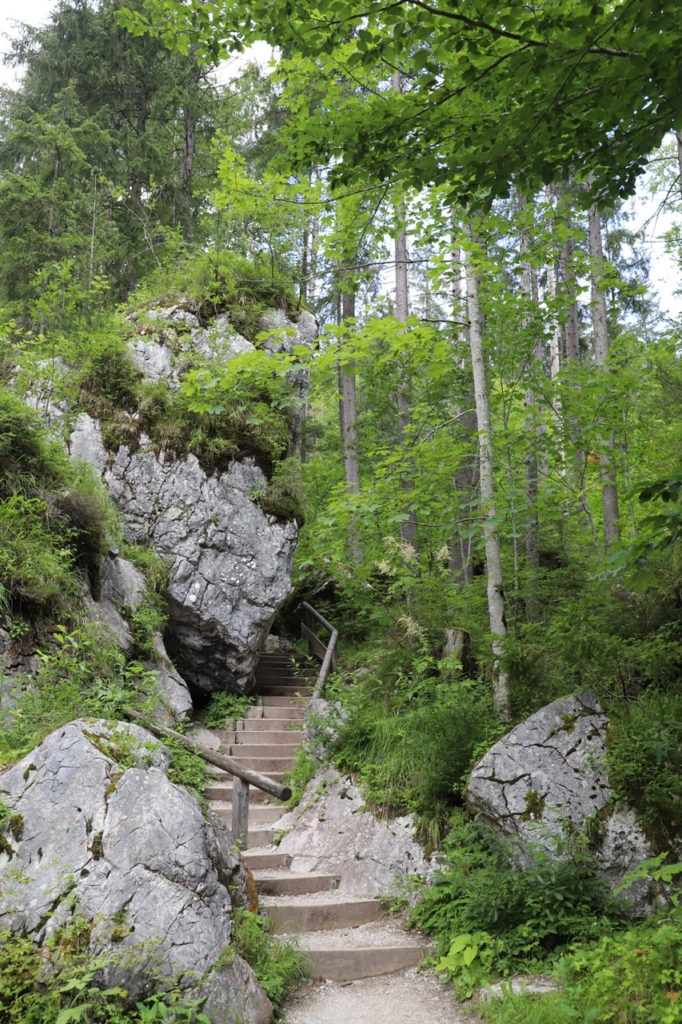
xmin=0 ymin=719 xmax=272 ymax=1024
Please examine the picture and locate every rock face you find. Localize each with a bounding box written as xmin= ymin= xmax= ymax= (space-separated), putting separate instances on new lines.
xmin=0 ymin=720 xmax=272 ymax=1024
xmin=275 ymin=767 xmax=434 ymax=896
xmin=466 ymin=692 xmax=655 ymax=903
xmin=68 ymin=305 xmax=307 ymax=695
xmin=83 ymin=548 xmax=193 ymax=721
xmin=103 ymin=446 xmax=297 ymax=694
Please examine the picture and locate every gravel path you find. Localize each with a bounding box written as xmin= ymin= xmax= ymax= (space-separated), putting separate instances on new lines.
xmin=282 ymin=968 xmax=482 ymax=1024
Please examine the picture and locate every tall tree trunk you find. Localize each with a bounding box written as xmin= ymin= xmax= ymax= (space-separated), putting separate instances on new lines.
xmin=676 ymin=132 xmax=682 ymax=202
xmin=519 ymin=199 xmax=542 ymax=619
xmin=392 ymin=71 xmax=418 ymax=547
xmin=338 ymin=291 xmax=361 ymax=558
xmin=465 ymin=223 xmax=511 ymax=721
xmin=588 ymin=202 xmax=620 ymax=548
xmin=449 ymin=242 xmax=477 ymax=585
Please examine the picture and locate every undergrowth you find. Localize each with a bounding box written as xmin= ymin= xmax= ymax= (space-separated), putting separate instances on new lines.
xmin=230 ymin=909 xmax=309 ymax=1012
xmin=0 ymin=917 xmax=211 ymax=1023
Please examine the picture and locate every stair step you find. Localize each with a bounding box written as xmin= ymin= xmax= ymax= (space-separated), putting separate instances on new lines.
xmin=207 ymin=767 xmax=286 ymax=784
xmin=254 ymin=871 xmax=340 ymax=896
xmin=229 ymin=755 xmax=296 ymax=772
xmin=217 ymin=729 xmax=303 ymax=746
xmin=242 ymin=850 xmax=292 ymax=871
xmin=290 ymin=922 xmax=429 ymax=982
xmin=258 ymin=696 xmax=308 ymax=709
xmin=206 ymin=783 xmax=273 ymax=803
xmin=211 ymin=802 xmax=286 ymax=825
xmin=237 ymin=718 xmax=303 ymax=733
xmin=246 ymin=826 xmax=279 ymax=846
xmin=262 ymin=897 xmax=383 ymax=934
xmin=222 ymin=742 xmax=301 ymax=758
xmin=258 ymin=686 xmax=313 ymax=698
xmin=255 ymin=672 xmax=316 ymax=683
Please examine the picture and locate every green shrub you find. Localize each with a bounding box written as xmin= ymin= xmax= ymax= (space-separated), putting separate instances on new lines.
xmin=256 ymin=458 xmax=305 ymax=524
xmin=408 ymin=813 xmax=625 ymax=987
xmin=479 ymin=900 xmax=682 ymax=1024
xmin=285 ymin=747 xmax=318 ymax=809
xmin=230 ymin=909 xmax=309 ymax=1009
xmin=0 ymin=921 xmax=211 ymax=1023
xmin=606 ymin=687 xmax=682 ymax=850
xmin=0 ymin=495 xmax=79 ymax=608
xmin=162 ymin=738 xmax=207 ymax=808
xmin=199 ymin=691 xmax=256 ymax=729
xmin=0 ymin=624 xmax=162 ymax=768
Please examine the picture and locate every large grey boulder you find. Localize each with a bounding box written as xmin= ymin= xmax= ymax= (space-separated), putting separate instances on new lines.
xmin=102 ymin=445 xmax=297 ymax=693
xmin=275 ymin=767 xmax=434 ymax=896
xmin=0 ymin=720 xmax=272 ymax=1024
xmin=466 ymin=692 xmax=656 ymax=906
xmin=82 ymin=549 xmax=193 ymax=721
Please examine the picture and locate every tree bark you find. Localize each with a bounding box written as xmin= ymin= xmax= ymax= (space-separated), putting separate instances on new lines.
xmin=449 ymin=242 xmax=477 ymax=586
xmin=465 ymin=223 xmax=511 ymax=722
xmin=392 ymin=71 xmax=418 ymax=548
xmin=519 ymin=201 xmax=542 ymax=619
xmin=338 ymin=291 xmax=361 ymax=559
xmin=588 ymin=202 xmax=620 ymax=548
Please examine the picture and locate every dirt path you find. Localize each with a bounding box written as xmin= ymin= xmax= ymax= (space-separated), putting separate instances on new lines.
xmin=283 ymin=968 xmax=482 ymax=1024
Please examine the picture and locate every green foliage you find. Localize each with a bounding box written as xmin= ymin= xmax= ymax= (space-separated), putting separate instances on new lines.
xmin=255 ymin=458 xmax=305 ymax=524
xmin=0 ymin=390 xmax=117 ymax=612
xmin=230 ymin=909 xmax=309 ymax=1009
xmin=409 ymin=813 xmax=625 ymax=986
xmin=285 ymin=747 xmax=318 ymax=809
xmin=479 ymin=900 xmax=682 ymax=1024
xmin=0 ymin=920 xmax=210 ymax=1023
xmin=162 ymin=739 xmax=207 ymax=806
xmin=0 ymin=624 xmax=162 ymax=768
xmin=330 ymin=635 xmax=500 ymax=835
xmin=606 ymin=688 xmax=682 ymax=851
xmin=198 ymin=691 xmax=256 ymax=730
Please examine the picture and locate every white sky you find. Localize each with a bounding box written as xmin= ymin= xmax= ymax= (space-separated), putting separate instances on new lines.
xmin=1 ymin=0 xmax=680 ymax=318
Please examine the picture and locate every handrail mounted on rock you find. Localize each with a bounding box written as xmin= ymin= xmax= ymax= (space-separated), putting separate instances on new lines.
xmin=127 ymin=711 xmax=291 ymax=850
xmin=299 ymin=601 xmax=338 ymax=699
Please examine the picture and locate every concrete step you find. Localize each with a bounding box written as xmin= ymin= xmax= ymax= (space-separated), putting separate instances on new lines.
xmin=257 ymin=696 xmax=308 ymax=710
xmin=211 ymin=802 xmax=286 ymax=825
xmin=258 ymin=686 xmax=313 ymax=698
xmin=207 ymin=767 xmax=286 ymax=784
xmin=229 ymin=755 xmax=296 ymax=773
xmin=217 ymin=729 xmax=303 ymax=745
xmin=242 ymin=850 xmax=292 ymax=871
xmin=261 ymin=896 xmax=383 ymax=934
xmin=222 ymin=742 xmax=301 ymax=759
xmin=254 ymin=871 xmax=340 ymax=896
xmin=206 ymin=783 xmax=274 ymax=803
xmin=246 ymin=700 xmax=305 ymax=716
xmin=246 ymin=826 xmax=279 ymax=847
xmin=236 ymin=718 xmax=303 ymax=733
xmin=256 ymin=671 xmax=317 ymax=679
xmin=290 ymin=922 xmax=429 ymax=982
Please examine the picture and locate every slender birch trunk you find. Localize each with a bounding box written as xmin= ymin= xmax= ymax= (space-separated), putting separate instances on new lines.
xmin=465 ymin=223 xmax=511 ymax=721
xmin=338 ymin=291 xmax=361 ymax=558
xmin=519 ymin=200 xmax=542 ymax=619
xmin=392 ymin=72 xmax=418 ymax=547
xmin=588 ymin=202 xmax=620 ymax=548
xmin=449 ymin=242 xmax=477 ymax=585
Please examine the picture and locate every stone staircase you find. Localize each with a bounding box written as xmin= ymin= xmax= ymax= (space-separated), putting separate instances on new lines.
xmin=206 ymin=651 xmax=429 ymax=984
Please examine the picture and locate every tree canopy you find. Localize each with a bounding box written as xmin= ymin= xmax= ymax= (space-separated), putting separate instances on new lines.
xmin=121 ymin=0 xmax=682 ymax=205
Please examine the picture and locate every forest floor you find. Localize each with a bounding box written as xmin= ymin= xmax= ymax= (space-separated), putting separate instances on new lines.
xmin=282 ymin=967 xmax=482 ymax=1024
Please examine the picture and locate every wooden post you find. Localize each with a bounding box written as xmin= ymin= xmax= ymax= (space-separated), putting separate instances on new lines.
xmin=232 ymin=776 xmax=249 ymax=850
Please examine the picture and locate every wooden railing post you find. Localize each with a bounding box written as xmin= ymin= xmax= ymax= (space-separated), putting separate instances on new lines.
xmin=232 ymin=776 xmax=249 ymax=850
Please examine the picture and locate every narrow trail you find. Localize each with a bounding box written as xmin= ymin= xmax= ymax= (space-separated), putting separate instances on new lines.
xmin=200 ymin=649 xmax=480 ymax=1024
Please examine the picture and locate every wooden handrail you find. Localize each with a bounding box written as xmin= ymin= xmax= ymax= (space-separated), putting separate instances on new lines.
xmin=127 ymin=711 xmax=292 ymax=850
xmin=298 ymin=601 xmax=339 ymax=700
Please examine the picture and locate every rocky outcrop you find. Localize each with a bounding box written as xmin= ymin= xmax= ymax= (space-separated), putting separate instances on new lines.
xmin=466 ymin=692 xmax=656 ymax=907
xmin=275 ymin=767 xmax=434 ymax=896
xmin=103 ymin=445 xmax=297 ymax=694
xmin=68 ymin=304 xmax=309 ymax=695
xmin=0 ymin=720 xmax=272 ymax=1024
xmin=82 ymin=548 xmax=193 ymax=721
